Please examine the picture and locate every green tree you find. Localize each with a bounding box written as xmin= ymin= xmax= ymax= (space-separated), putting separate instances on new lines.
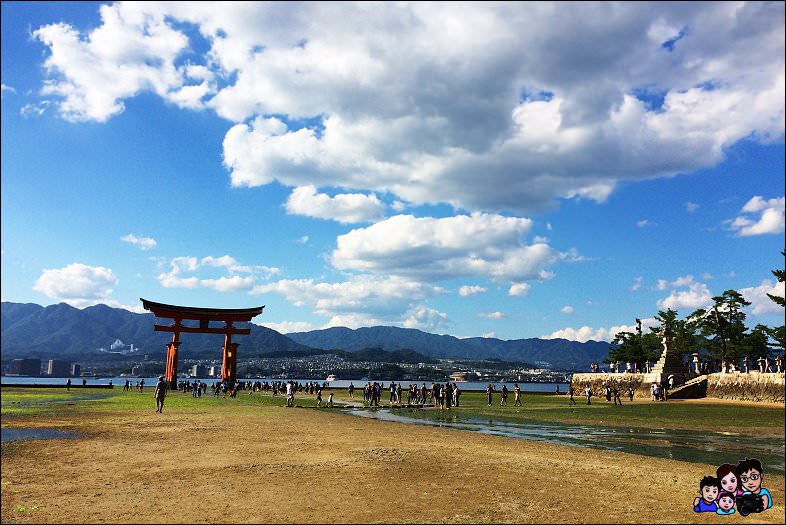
xmin=606 ymin=330 xmax=660 ymax=370
xmin=764 ymin=251 xmax=785 ymax=355
xmin=689 ymin=290 xmax=752 ymax=369
xmin=766 ymin=250 xmax=785 ymax=307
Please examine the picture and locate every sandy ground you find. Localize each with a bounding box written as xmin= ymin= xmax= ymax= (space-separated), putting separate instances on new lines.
xmin=2 ymin=400 xmax=784 ymax=524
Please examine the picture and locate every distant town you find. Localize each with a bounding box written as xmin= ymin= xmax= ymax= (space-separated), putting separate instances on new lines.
xmin=4 ymin=343 xmax=571 ymax=384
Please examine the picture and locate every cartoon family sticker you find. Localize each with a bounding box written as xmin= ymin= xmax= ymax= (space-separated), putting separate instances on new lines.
xmin=692 ymin=458 xmax=773 ymax=516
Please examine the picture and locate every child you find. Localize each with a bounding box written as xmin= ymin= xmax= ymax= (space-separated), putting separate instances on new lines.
xmin=716 ymin=492 xmax=736 ymax=515
xmin=693 ymin=476 xmax=720 ymax=512
xmin=737 ymin=457 xmax=772 ymax=511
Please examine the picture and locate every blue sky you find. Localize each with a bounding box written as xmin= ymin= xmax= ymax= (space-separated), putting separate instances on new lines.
xmin=2 ymin=2 xmax=784 ymax=341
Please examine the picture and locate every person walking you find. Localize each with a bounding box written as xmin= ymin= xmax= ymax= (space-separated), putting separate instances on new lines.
xmin=154 ymin=376 xmax=167 ymax=413
xmin=66 ymin=378 xmax=71 ymax=391
xmin=585 ymin=385 xmax=592 ymax=405
xmin=513 ymin=383 xmax=522 ymax=406
xmin=500 ymin=384 xmax=508 ymax=406
xmin=568 ymin=385 xmax=576 ymax=405
xmin=486 ymin=383 xmax=494 ymax=406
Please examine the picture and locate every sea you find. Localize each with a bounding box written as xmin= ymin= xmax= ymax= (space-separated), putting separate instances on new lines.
xmin=0 ymin=376 xmax=569 ymax=393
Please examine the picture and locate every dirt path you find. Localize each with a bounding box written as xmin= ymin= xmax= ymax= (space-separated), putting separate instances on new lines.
xmin=2 ymin=404 xmax=784 ymax=523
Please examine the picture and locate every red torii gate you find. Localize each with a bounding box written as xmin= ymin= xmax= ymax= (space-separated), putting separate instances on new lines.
xmin=141 ymin=298 xmax=265 ymax=388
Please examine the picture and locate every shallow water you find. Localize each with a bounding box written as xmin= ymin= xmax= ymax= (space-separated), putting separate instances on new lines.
xmin=345 ymin=408 xmax=785 ymax=474
xmin=1 ymin=428 xmax=81 ymax=442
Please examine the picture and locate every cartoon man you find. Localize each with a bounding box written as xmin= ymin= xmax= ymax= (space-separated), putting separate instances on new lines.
xmin=693 ymin=476 xmax=720 ymax=512
xmin=715 ymin=492 xmax=736 ymax=515
xmin=737 ymin=457 xmax=772 ymax=511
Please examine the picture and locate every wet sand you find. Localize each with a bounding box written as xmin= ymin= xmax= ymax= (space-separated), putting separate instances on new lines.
xmin=1 ymin=401 xmax=784 ymax=523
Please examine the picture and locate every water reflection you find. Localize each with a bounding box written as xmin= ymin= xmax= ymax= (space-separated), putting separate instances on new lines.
xmin=346 ymin=408 xmax=785 ymax=474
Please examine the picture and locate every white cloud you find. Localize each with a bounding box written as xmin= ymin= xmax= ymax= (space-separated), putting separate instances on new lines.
xmin=157 ymin=254 xmax=279 ymax=291
xmin=459 ymin=285 xmax=486 ymax=297
xmin=259 ymin=320 xmax=316 ymax=334
xmin=629 ymin=276 xmax=642 ymax=291
xmin=402 ymin=306 xmax=450 ymax=331
xmin=728 ymin=196 xmax=785 ymax=236
xmin=285 ymin=184 xmax=385 ymax=224
xmin=545 ymin=318 xmax=658 ymax=343
xmin=657 ymin=282 xmax=713 ymax=311
xmin=740 ymin=279 xmax=785 ymax=315
xmin=685 ymin=201 xmax=700 ymax=213
xmin=251 ymin=275 xmax=443 ymax=328
xmin=33 ymin=262 xmax=119 ymax=307
xmin=636 ymin=219 xmax=653 ymax=228
xmin=560 ymin=306 xmax=574 ymax=314
xmin=1 ymin=83 xmax=16 ymax=96
xmin=296 ymin=235 xmax=310 ymax=244
xmin=508 ymin=283 xmax=532 ymax=296
xmin=32 ymin=3 xmax=785 ymax=214
xmin=331 ymin=213 xmax=557 ymax=283
xmin=121 ymin=233 xmax=157 ymax=251
xmin=480 ymin=311 xmax=505 ymax=319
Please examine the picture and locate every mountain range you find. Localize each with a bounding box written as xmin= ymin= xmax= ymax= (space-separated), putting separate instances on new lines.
xmin=1 ymin=302 xmax=612 ymax=370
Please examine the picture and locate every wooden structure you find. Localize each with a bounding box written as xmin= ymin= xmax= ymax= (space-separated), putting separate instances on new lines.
xmin=140 ymin=298 xmax=264 ymax=388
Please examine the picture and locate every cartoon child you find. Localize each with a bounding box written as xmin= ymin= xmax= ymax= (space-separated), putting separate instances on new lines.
xmin=716 ymin=492 xmax=736 ymax=515
xmin=716 ymin=464 xmax=743 ymax=496
xmin=693 ymin=476 xmax=720 ymax=512
xmin=737 ymin=457 xmax=772 ymax=511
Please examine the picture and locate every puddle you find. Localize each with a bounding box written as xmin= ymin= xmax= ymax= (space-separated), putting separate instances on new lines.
xmin=345 ymin=408 xmax=785 ymax=474
xmin=1 ymin=428 xmax=82 ymax=442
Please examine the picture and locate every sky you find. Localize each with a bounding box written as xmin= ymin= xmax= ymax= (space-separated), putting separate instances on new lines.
xmin=1 ymin=1 xmax=784 ymax=343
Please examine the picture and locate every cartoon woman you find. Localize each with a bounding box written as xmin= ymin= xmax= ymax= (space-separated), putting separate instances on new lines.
xmin=716 ymin=464 xmax=743 ymax=496
xmin=716 ymin=492 xmax=736 ymax=515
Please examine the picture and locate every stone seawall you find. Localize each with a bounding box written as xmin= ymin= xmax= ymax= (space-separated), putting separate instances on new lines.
xmin=706 ymin=372 xmax=785 ymax=403
xmin=570 ymin=373 xmax=648 ymax=400
xmin=571 ymin=372 xmax=785 ymax=403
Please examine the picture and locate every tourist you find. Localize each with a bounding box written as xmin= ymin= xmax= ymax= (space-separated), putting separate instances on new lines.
xmin=453 ymin=384 xmax=460 ymax=407
xmin=628 ymin=386 xmax=634 ymax=402
xmin=693 ymin=476 xmax=720 ymax=513
xmin=82 ymin=377 xmax=87 ymax=387
xmin=568 ymin=385 xmax=576 ymax=405
xmin=585 ymin=385 xmax=592 ymax=405
xmin=612 ymin=385 xmax=622 ymax=406
xmin=66 ymin=378 xmax=71 ymax=391
xmin=316 ymin=386 xmax=322 ymax=407
xmin=123 ymin=379 xmax=130 ymax=391
xmin=604 ymin=385 xmax=612 ymax=402
xmin=486 ymin=383 xmax=494 ymax=406
xmin=286 ymin=381 xmax=294 ymax=407
xmin=139 ymin=379 xmax=145 ymax=393
xmin=154 ymin=375 xmax=167 ymax=413
xmin=348 ymin=382 xmax=354 ymax=398
xmin=555 ymin=384 xmax=560 ymax=395
xmin=327 ymin=391 xmax=334 ymax=407
xmin=513 ymin=383 xmax=522 ymax=406
xmin=500 ymin=384 xmax=508 ymax=406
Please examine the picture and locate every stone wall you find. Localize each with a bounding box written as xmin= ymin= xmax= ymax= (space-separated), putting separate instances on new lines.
xmin=571 ymin=372 xmax=786 ymax=403
xmin=705 ymin=372 xmax=785 ymax=403
xmin=570 ymin=373 xmax=648 ymax=400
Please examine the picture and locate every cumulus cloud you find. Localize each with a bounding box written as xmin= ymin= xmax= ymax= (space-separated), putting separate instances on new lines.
xmin=629 ymin=276 xmax=643 ymax=291
xmin=121 ymin=233 xmax=157 ymax=251
xmin=459 ymin=285 xmax=486 ymax=297
xmin=728 ymin=196 xmax=785 ymax=236
xmin=657 ymin=282 xmax=713 ymax=310
xmin=740 ymin=279 xmax=785 ymax=315
xmin=560 ymin=306 xmax=574 ymax=314
xmin=508 ymin=283 xmax=532 ymax=296
xmin=251 ymin=275 xmax=444 ymax=329
xmin=1 ymin=83 xmax=16 ymax=96
xmin=285 ymin=184 xmax=385 ymax=223
xmin=259 ymin=320 xmax=316 ymax=334
xmin=33 ymin=262 xmax=118 ymax=307
xmin=157 ymin=254 xmax=279 ymax=290
xmin=685 ymin=201 xmax=700 ymax=213
xmin=31 ymin=3 xmax=784 ymax=214
xmin=480 ymin=311 xmax=505 ymax=319
xmin=545 ymin=318 xmax=658 ymax=343
xmin=331 ymin=213 xmax=558 ymax=283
